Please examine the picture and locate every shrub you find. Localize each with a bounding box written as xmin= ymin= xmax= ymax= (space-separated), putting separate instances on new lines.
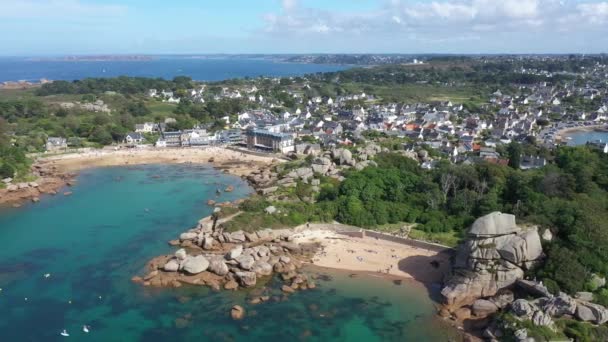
xmin=0 ymin=162 xmax=15 ymax=178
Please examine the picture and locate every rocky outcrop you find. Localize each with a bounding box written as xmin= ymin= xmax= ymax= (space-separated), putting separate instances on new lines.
xmin=441 ymin=212 xmax=543 ymax=308
xmin=138 ymin=215 xmax=318 ymax=295
xmin=332 ymin=148 xmax=355 ymax=166
xmin=501 ymin=292 xmax=608 ymax=333
xmin=228 ymin=245 xmax=243 ymax=259
xmin=208 ymin=257 xmax=229 ymax=276
xmin=575 ymin=300 xmax=608 ymax=325
xmin=542 ymin=292 xmax=577 ymax=317
xmin=181 ymin=255 xmax=209 ymax=274
xmin=472 ymin=299 xmax=499 ymax=317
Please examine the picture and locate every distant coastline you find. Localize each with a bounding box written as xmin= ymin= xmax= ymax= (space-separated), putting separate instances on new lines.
xmin=0 ymin=56 xmax=349 ymax=83
xmin=26 ymin=55 xmax=154 ymax=62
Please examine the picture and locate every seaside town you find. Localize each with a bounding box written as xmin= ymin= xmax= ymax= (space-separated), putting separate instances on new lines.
xmin=6 ymin=0 xmax=608 ymax=340
xmin=3 ymin=54 xmax=608 ymax=341
xmin=33 ymin=56 xmax=608 ymax=169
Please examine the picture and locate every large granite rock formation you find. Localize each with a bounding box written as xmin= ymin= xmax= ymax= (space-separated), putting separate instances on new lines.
xmin=442 ymin=212 xmax=543 ymax=308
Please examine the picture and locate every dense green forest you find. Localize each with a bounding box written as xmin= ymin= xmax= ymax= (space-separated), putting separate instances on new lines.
xmin=0 ymin=118 xmax=30 ymax=180
xmin=35 ymin=76 xmax=196 ymax=96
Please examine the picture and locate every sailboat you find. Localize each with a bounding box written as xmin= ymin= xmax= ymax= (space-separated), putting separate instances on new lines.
xmin=60 ymin=330 xmax=69 ymax=337
xmin=83 ymin=325 xmax=90 ymax=333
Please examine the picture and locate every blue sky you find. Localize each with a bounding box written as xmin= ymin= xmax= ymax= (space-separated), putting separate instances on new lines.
xmin=1 ymin=0 xmax=608 ymax=55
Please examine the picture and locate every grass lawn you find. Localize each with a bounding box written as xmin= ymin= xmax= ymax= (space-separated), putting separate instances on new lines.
xmin=0 ymin=88 xmax=37 ymax=101
xmin=147 ymin=101 xmax=177 ymax=117
xmin=372 ymin=222 xmax=462 ymax=247
xmin=220 ymin=211 xmax=291 ymax=232
xmin=340 ymin=82 xmax=485 ymax=104
xmin=408 ymin=229 xmax=462 ymax=247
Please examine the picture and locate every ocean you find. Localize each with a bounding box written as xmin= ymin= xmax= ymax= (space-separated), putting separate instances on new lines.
xmin=0 ymin=57 xmax=348 ymax=83
xmin=0 ymin=164 xmax=455 ymax=341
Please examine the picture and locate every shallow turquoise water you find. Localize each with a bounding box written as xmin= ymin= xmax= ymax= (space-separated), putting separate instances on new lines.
xmin=0 ymin=164 xmax=455 ymax=341
xmin=566 ymin=130 xmax=608 ymax=146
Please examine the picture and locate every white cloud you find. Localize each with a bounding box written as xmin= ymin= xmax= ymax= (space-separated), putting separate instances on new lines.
xmin=282 ymin=0 xmax=298 ymax=12
xmin=577 ymin=2 xmax=608 ymax=24
xmin=262 ymin=0 xmax=608 ymax=38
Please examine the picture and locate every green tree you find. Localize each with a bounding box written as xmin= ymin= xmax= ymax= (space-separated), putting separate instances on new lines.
xmin=507 ymin=142 xmax=522 ymax=169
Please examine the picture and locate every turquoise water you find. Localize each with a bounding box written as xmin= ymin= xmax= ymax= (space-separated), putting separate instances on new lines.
xmin=566 ymin=130 xmax=608 ymax=146
xmin=0 ymin=164 xmax=454 ymax=341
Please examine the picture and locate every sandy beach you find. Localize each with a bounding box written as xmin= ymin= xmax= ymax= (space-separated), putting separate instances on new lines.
xmin=38 ymin=146 xmax=281 ymax=176
xmin=554 ymin=124 xmax=608 ymax=141
xmin=0 ymin=147 xmax=280 ymax=206
xmin=291 ymin=225 xmax=452 ymax=284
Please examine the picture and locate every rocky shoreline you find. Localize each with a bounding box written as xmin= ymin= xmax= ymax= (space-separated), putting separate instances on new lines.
xmin=134 ymin=213 xmax=319 ymax=299
xmin=0 ymin=162 xmax=76 ymax=207
xmin=439 ymin=212 xmax=608 ymax=341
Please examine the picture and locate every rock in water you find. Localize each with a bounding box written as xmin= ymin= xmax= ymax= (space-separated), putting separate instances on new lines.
xmin=163 ymin=259 xmax=180 ymax=272
xmin=235 ymin=271 xmax=257 ymax=287
xmin=228 ymin=245 xmax=243 ymax=259
xmin=181 ymin=255 xmax=209 ymax=274
xmin=230 ymin=305 xmax=245 ymax=320
xmin=208 ymin=257 xmax=229 ymax=276
xmin=281 ymin=285 xmax=295 ymax=293
xmin=224 ymin=280 xmax=238 ymax=290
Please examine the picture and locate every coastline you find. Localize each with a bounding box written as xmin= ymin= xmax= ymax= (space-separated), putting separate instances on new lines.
xmin=554 ymin=124 xmax=608 ymax=141
xmin=0 ymin=146 xmax=280 ymax=207
xmin=290 ymin=225 xmax=452 ymax=285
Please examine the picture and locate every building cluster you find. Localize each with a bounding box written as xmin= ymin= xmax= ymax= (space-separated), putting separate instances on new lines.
xmin=46 ymin=57 xmax=608 ymax=169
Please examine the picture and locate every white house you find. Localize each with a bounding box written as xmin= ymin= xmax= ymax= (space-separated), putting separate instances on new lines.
xmin=124 ymin=132 xmax=145 ymax=145
xmin=135 ymin=122 xmax=156 ymax=133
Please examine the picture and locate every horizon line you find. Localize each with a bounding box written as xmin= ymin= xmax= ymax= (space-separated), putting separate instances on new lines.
xmin=1 ymin=52 xmax=608 ymax=58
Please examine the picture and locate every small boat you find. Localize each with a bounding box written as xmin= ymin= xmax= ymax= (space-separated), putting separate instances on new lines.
xmin=83 ymin=325 xmax=90 ymax=333
xmin=44 ymin=273 xmax=51 ymax=278
xmin=60 ymin=330 xmax=69 ymax=337
xmin=216 ymin=188 xmax=221 ymax=195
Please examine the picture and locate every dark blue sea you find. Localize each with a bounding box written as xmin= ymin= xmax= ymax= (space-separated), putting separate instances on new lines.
xmin=0 ymin=57 xmax=348 ymax=82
